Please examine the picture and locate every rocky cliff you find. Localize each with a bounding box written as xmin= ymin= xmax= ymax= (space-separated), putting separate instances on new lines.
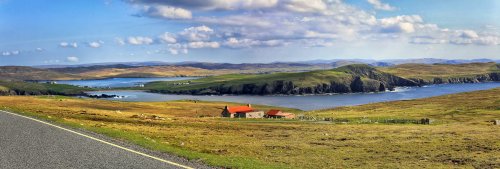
xmin=410 ymin=72 xmax=500 ymax=85
xmin=150 ymin=64 xmax=500 ymax=95
xmin=151 ymin=65 xmax=423 ymax=95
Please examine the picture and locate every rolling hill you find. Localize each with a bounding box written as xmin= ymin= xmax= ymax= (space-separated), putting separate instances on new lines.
xmin=379 ymin=62 xmax=500 ymax=84
xmin=141 ymin=63 xmax=500 ymax=95
xmin=0 ymin=66 xmax=84 ymax=81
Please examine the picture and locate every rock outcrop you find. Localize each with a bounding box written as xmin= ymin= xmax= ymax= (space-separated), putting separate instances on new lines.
xmin=150 ymin=65 xmax=499 ymax=96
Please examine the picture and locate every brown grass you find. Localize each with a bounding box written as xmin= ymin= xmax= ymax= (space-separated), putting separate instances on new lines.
xmin=0 ymin=88 xmax=499 ymax=168
xmin=379 ymin=62 xmax=499 ymax=80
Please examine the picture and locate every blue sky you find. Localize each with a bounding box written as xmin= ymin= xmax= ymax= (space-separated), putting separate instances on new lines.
xmin=0 ymin=0 xmax=499 ymax=66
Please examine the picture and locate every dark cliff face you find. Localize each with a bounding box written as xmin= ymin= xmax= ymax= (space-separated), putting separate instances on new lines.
xmin=152 ymin=66 xmax=421 ymax=95
xmin=150 ymin=65 xmax=500 ymax=96
xmin=0 ymin=89 xmax=86 ymax=96
xmin=411 ymin=72 xmax=500 ymax=85
xmin=0 ymin=90 xmax=17 ymax=96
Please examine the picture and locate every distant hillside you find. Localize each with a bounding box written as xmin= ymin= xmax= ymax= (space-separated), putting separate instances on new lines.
xmin=49 ymin=63 xmax=335 ymax=78
xmin=143 ymin=64 xmax=419 ymax=95
xmin=73 ymin=66 xmax=236 ymax=78
xmin=0 ymin=66 xmax=83 ymax=81
xmin=143 ymin=63 xmax=500 ymax=95
xmin=48 ymin=64 xmax=136 ymax=74
xmin=0 ymin=80 xmax=92 ymax=96
xmin=177 ymin=62 xmax=317 ymax=70
xmin=4 ymin=60 xmax=499 ymax=81
xmin=379 ymin=62 xmax=500 ymax=84
xmin=383 ymin=58 xmax=499 ymax=65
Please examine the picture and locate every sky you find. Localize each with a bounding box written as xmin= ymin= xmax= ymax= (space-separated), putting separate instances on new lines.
xmin=0 ymin=0 xmax=500 ymax=66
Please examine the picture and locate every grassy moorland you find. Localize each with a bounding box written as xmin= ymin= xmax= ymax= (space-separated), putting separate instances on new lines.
xmin=139 ymin=63 xmax=500 ymax=95
xmin=0 ymin=66 xmax=84 ymax=80
xmin=140 ymin=64 xmax=417 ymax=95
xmin=74 ymin=66 xmax=237 ymax=78
xmin=0 ymin=80 xmax=93 ymax=95
xmin=1 ymin=64 xmax=330 ymax=81
xmin=72 ymin=65 xmax=333 ymax=78
xmin=143 ymin=69 xmax=351 ymax=90
xmin=0 ymin=88 xmax=499 ymax=168
xmin=379 ymin=62 xmax=500 ymax=81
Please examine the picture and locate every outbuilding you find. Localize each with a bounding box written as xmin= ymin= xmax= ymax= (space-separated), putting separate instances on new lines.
xmin=266 ymin=109 xmax=295 ymax=119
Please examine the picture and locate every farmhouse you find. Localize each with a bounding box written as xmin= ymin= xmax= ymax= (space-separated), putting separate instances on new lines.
xmin=266 ymin=109 xmax=296 ymax=119
xmin=221 ymin=104 xmax=264 ymax=118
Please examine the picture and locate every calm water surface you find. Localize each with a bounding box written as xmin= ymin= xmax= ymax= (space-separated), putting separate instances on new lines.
xmin=87 ymin=82 xmax=500 ymax=110
xmin=40 ymin=77 xmax=199 ymax=88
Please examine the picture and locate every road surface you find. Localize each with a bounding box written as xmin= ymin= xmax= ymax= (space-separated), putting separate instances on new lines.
xmin=0 ymin=110 xmax=208 ymax=169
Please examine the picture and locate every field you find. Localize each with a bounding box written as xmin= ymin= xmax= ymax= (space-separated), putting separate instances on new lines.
xmin=143 ymin=70 xmax=351 ymax=90
xmin=0 ymin=80 xmax=93 ymax=95
xmin=138 ymin=64 xmax=397 ymax=95
xmin=75 ymin=66 xmax=237 ymax=78
xmin=74 ymin=65 xmax=332 ymax=78
xmin=0 ymin=66 xmax=84 ymax=80
xmin=139 ymin=63 xmax=500 ymax=95
xmin=379 ymin=62 xmax=500 ymax=80
xmin=0 ymin=88 xmax=499 ymax=168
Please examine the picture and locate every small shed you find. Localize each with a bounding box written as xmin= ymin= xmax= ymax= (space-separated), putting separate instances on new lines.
xmin=266 ymin=110 xmax=296 ymax=119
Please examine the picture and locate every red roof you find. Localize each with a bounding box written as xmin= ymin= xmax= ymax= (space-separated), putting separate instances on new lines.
xmin=227 ymin=106 xmax=254 ymax=114
xmin=266 ymin=109 xmax=282 ymax=116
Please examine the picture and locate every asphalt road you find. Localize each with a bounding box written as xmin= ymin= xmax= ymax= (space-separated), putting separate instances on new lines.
xmin=0 ymin=110 xmax=208 ymax=169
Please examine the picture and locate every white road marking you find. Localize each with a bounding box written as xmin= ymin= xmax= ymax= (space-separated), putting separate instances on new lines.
xmin=0 ymin=110 xmax=194 ymax=169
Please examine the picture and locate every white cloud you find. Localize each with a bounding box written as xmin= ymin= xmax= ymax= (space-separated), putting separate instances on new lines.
xmin=474 ymin=36 xmax=500 ymax=45
xmin=460 ymin=30 xmax=479 ymax=39
xmin=127 ymin=0 xmax=278 ymax=11
xmin=379 ymin=15 xmax=423 ymax=33
xmin=304 ymin=31 xmax=339 ymax=39
xmin=36 ymin=48 xmax=45 ymax=52
xmin=367 ymin=0 xmax=396 ymax=11
xmin=66 ymin=56 xmax=79 ymax=62
xmin=122 ymin=0 xmax=500 ymax=49
xmin=127 ymin=36 xmax=154 ymax=45
xmin=188 ymin=41 xmax=220 ymax=48
xmin=59 ymin=42 xmax=78 ymax=48
xmin=44 ymin=59 xmax=60 ymax=64
xmin=115 ymin=38 xmax=126 ymax=45
xmin=223 ymin=38 xmax=287 ymax=48
xmin=88 ymin=41 xmax=102 ymax=48
xmin=158 ymin=32 xmax=177 ymax=43
xmin=166 ymin=43 xmax=189 ymax=55
xmin=179 ymin=26 xmax=214 ymax=41
xmin=302 ymin=39 xmax=335 ymax=47
xmin=410 ymin=36 xmax=448 ymax=44
xmin=1 ymin=50 xmax=21 ymax=56
xmin=282 ymin=0 xmax=327 ymax=13
xmin=197 ymin=15 xmax=273 ymax=28
xmin=223 ymin=38 xmax=261 ymax=48
xmin=168 ymin=48 xmax=179 ymax=55
xmin=142 ymin=5 xmax=192 ymax=19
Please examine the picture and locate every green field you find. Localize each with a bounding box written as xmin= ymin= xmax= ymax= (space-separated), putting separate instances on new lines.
xmin=0 ymin=80 xmax=93 ymax=95
xmin=0 ymin=88 xmax=498 ymax=168
xmin=137 ymin=63 xmax=500 ymax=95
xmin=379 ymin=62 xmax=500 ymax=81
xmin=139 ymin=64 xmax=410 ymax=95
xmin=144 ymin=69 xmax=351 ymax=90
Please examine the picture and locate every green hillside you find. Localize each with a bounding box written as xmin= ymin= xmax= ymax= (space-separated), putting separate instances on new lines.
xmin=142 ymin=64 xmax=418 ymax=95
xmin=379 ymin=62 xmax=500 ymax=82
xmin=0 ymin=80 xmax=93 ymax=96
xmin=141 ymin=63 xmax=500 ymax=95
xmin=0 ymin=66 xmax=83 ymax=80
